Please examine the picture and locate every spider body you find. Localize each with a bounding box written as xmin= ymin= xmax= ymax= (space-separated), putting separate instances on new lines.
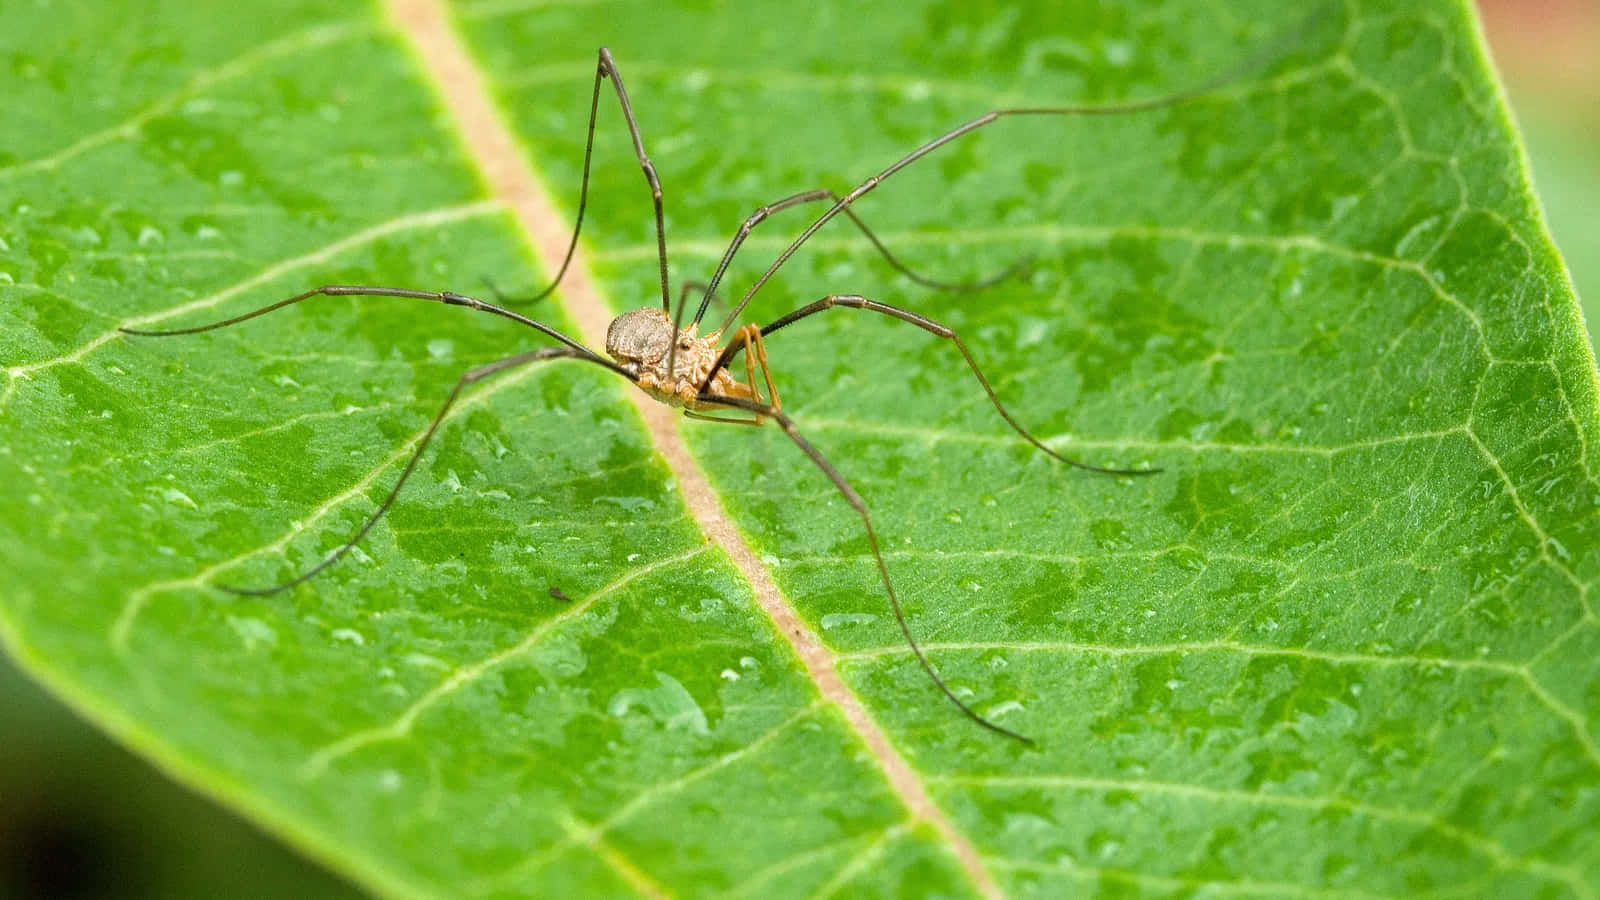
xmin=606 ymin=308 xmax=740 ymax=408
xmin=605 ymin=306 xmax=780 ymax=422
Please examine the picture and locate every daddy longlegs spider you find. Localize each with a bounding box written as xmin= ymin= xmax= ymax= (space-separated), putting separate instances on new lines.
xmin=123 ymin=29 xmax=1311 ymax=744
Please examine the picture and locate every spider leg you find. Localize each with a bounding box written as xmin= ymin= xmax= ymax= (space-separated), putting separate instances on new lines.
xmin=118 ymin=284 xmax=623 ymax=369
xmin=687 ymin=187 xmax=1031 ymax=330
xmin=704 ymin=293 xmax=1157 ymax=476
xmin=216 ymin=346 xmax=615 ymax=596
xmin=683 ymin=409 xmax=762 ymax=426
xmin=677 ymin=279 xmax=712 ymax=314
xmin=694 ymin=392 xmax=1033 ymax=744
xmin=662 ymin=280 xmax=713 ymax=380
xmin=494 ymin=47 xmax=673 ymax=312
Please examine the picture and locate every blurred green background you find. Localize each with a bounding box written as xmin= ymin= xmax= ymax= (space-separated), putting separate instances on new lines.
xmin=2 ymin=2 xmax=1595 ymax=897
xmin=1478 ymin=0 xmax=1600 ymax=346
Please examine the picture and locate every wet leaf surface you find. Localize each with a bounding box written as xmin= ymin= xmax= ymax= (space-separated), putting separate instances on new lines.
xmin=2 ymin=0 xmax=1596 ymax=895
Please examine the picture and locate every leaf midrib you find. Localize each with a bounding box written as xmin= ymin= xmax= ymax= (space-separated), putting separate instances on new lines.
xmin=382 ymin=0 xmax=1003 ymax=895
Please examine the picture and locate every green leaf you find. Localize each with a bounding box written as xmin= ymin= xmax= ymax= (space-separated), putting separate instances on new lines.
xmin=3 ymin=0 xmax=1597 ymax=896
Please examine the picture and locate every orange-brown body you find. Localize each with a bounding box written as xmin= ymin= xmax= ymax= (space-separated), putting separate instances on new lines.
xmin=604 ymin=307 xmax=774 ymax=416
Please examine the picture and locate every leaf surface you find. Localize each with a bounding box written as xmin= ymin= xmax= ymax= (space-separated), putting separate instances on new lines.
xmin=2 ymin=0 xmax=1597 ymax=896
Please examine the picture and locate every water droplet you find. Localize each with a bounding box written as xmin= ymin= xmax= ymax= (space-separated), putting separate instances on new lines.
xmin=227 ymin=616 xmax=277 ymax=651
xmin=158 ymin=487 xmax=197 ymax=509
xmin=719 ymin=669 xmax=739 ymax=682
xmin=608 ymin=671 xmax=709 ymax=736
xmin=1017 ymin=316 xmax=1049 ymax=348
xmin=820 ymin=612 xmax=878 ymax=629
xmin=1090 ymin=519 xmax=1129 ymax=550
xmin=405 ymin=653 xmax=450 ymax=671
xmin=331 ymin=628 xmax=364 ymax=646
xmin=987 ymin=700 xmax=1023 ymax=718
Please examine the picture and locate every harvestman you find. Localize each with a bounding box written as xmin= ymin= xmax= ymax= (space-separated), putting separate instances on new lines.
xmin=124 ymin=37 xmax=1304 ymax=744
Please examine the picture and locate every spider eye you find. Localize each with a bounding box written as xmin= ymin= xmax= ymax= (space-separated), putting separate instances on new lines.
xmin=678 ymin=338 xmax=693 ymax=350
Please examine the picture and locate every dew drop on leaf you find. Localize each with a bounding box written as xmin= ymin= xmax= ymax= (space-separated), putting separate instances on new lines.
xmin=227 ymin=616 xmax=277 ymax=652
xmin=820 ymin=613 xmax=878 ymax=629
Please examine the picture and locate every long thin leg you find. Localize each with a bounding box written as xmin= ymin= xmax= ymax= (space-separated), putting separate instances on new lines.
xmin=686 ymin=188 xmax=1030 ymax=330
xmin=218 ymin=346 xmax=607 ymax=595
xmin=712 ymin=14 xmax=1323 ymax=335
xmin=119 ymin=284 xmax=631 ymax=380
xmin=684 ymin=409 xmax=762 ymax=426
xmin=694 ymin=393 xmax=1033 ymax=745
xmin=678 ymin=279 xmax=712 ymax=314
xmin=705 ymin=294 xmax=1158 ymax=476
xmin=499 ymin=47 xmax=673 ymax=311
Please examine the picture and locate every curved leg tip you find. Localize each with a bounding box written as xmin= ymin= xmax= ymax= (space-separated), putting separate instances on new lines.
xmin=1121 ymin=465 xmax=1163 ymax=477
xmin=982 ymin=720 xmax=1036 ymax=745
xmin=1063 ymin=458 xmax=1164 ymax=478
